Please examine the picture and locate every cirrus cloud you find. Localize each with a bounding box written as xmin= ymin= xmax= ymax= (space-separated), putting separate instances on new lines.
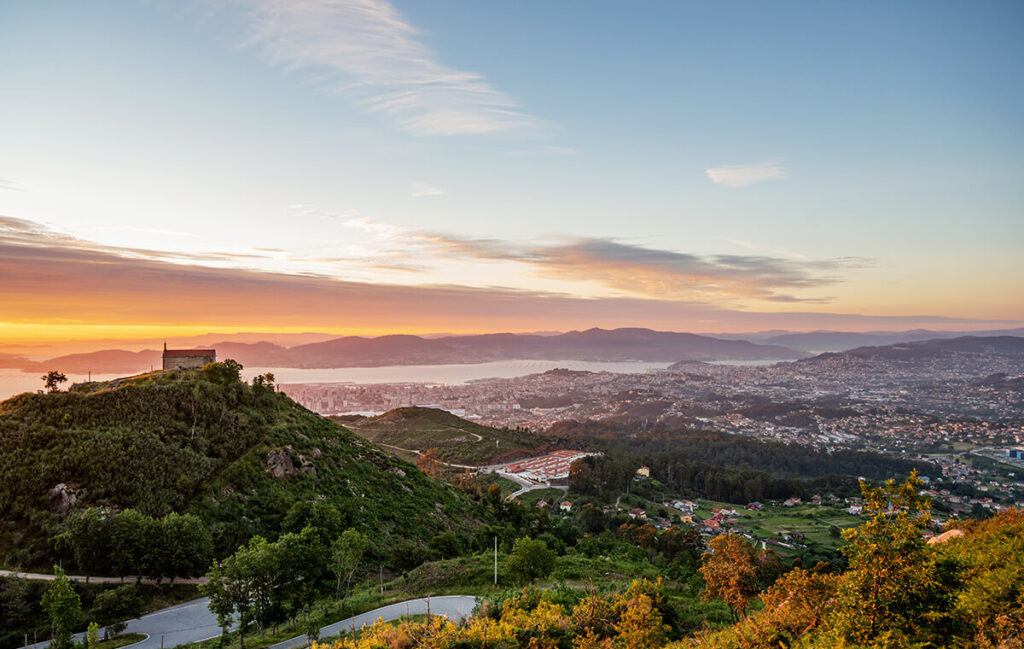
xmin=231 ymin=0 xmax=543 ymax=136
xmin=0 ymin=216 xmax=1001 ymax=335
xmin=415 ymin=233 xmax=866 ymax=303
xmin=706 ymin=160 xmax=786 ymax=187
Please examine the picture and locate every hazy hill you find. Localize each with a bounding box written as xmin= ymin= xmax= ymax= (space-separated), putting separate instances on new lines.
xmin=808 ymin=335 xmax=1024 ymax=362
xmin=344 ymin=406 xmax=545 ymax=465
xmin=0 ymin=365 xmax=474 ymax=566
xmin=13 ymin=328 xmax=806 ymax=375
xmin=20 ymin=349 xmax=163 ymax=374
xmin=744 ymin=327 xmax=1024 ymax=352
xmin=286 ymin=327 xmax=804 ymax=367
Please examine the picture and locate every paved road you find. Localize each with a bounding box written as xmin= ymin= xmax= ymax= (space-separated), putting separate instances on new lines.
xmin=0 ymin=569 xmax=204 ymax=585
xmin=271 ymin=595 xmax=477 ymax=649
xmin=507 ymin=483 xmax=567 ymax=501
xmin=26 ymin=597 xmax=228 ymax=649
xmin=24 ymin=595 xmax=477 ymax=649
xmin=373 ymin=442 xmax=478 ymax=469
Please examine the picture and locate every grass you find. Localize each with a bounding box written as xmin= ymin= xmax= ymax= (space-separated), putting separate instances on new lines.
xmin=346 ymin=407 xmax=544 ymax=465
xmin=484 ymin=475 xmax=521 ymax=498
xmin=717 ymin=504 xmax=862 ymax=549
xmin=95 ymin=634 xmax=146 ymax=649
xmin=136 ymin=583 xmax=202 ymax=615
xmin=515 ymin=488 xmax=567 ymax=508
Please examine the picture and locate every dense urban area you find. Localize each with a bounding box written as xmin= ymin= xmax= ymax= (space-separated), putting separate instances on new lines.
xmin=284 ymin=343 xmax=1024 ymax=515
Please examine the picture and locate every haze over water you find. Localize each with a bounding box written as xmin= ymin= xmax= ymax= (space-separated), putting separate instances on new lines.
xmin=0 ymin=360 xmax=676 ymax=401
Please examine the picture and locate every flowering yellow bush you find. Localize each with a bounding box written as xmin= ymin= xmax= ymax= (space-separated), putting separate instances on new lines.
xmin=313 ymin=579 xmax=669 ymax=649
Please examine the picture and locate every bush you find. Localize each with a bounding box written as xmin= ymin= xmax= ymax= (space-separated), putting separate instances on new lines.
xmin=506 ymin=537 xmax=555 ymax=583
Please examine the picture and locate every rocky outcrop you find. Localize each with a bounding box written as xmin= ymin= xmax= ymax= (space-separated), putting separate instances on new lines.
xmin=265 ymin=446 xmax=316 ymax=478
xmin=48 ymin=483 xmax=83 ymax=514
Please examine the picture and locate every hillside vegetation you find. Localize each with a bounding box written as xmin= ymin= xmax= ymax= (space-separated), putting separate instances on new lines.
xmin=314 ymin=479 xmax=1024 ymax=649
xmin=344 ymin=406 xmax=545 ymax=465
xmin=0 ymin=363 xmax=474 ymax=567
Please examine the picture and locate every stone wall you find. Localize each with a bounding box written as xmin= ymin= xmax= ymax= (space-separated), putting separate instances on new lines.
xmin=162 ymin=353 xmax=216 ymax=370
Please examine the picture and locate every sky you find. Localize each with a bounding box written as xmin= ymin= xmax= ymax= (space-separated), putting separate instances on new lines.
xmin=1 ymin=0 xmax=1022 ymax=346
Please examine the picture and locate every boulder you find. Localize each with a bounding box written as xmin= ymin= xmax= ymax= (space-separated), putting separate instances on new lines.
xmin=48 ymin=483 xmax=81 ymax=514
xmin=266 ymin=446 xmax=316 ymax=478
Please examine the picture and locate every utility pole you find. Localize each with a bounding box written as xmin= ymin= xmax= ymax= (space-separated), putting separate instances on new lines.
xmin=379 ymin=563 xmax=383 ymax=595
xmin=493 ymin=536 xmax=498 ymax=585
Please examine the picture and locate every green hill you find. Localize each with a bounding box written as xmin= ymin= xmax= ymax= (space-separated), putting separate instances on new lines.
xmin=0 ymin=364 xmax=475 ymax=567
xmin=343 ymin=406 xmax=544 ymax=465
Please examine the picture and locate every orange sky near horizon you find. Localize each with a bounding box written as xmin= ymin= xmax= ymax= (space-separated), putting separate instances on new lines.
xmin=2 ymin=2 xmax=1023 ymax=357
xmin=1 ymin=238 xmax=1018 ymax=355
xmin=1 ymin=217 xmax=1020 ymax=353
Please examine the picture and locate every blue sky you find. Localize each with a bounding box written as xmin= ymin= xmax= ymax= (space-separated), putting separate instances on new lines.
xmin=1 ymin=0 xmax=1022 ymax=340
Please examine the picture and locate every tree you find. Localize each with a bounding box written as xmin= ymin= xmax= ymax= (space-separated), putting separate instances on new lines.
xmin=615 ymin=593 xmax=668 ymax=649
xmin=67 ymin=508 xmax=112 ymax=577
xmin=416 ymin=448 xmax=444 ymax=478
xmin=700 ymin=533 xmax=758 ymax=619
xmin=506 ymin=536 xmax=556 ymax=583
xmin=282 ymin=501 xmax=345 ymax=543
xmin=832 ymin=472 xmax=948 ymax=645
xmin=40 ymin=566 xmax=81 ymax=649
xmin=85 ymin=622 xmax=100 ymax=649
xmin=429 ymin=531 xmax=462 ymax=559
xmin=91 ymin=584 xmax=142 ymax=639
xmin=201 ymin=560 xmax=243 ymax=648
xmin=252 ymin=372 xmax=276 ymax=388
xmin=275 ymin=527 xmax=329 ymax=626
xmin=159 ymin=512 xmax=214 ymax=582
xmin=201 ymin=537 xmax=282 ymax=648
xmin=42 ymin=370 xmax=68 ymax=393
xmin=658 ymin=526 xmax=702 ymax=566
xmin=202 ymin=359 xmax=243 ymax=385
xmin=329 ymin=529 xmax=369 ymax=606
xmin=107 ymin=509 xmax=153 ymax=579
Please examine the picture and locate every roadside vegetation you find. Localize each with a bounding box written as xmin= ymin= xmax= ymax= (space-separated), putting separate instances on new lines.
xmin=315 ymin=478 xmax=1024 ymax=649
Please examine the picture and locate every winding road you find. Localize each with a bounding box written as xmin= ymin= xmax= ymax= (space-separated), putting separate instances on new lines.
xmin=271 ymin=595 xmax=477 ymax=649
xmin=23 ymin=595 xmax=477 ymax=649
xmin=0 ymin=569 xmax=204 ymax=585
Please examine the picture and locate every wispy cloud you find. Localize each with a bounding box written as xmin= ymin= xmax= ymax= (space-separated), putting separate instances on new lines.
xmin=706 ymin=160 xmax=786 ymax=187
xmin=0 ymin=221 xmax=996 ymax=334
xmin=0 ymin=178 xmax=21 ymax=192
xmin=233 ymin=0 xmax=542 ymax=135
xmin=0 ymin=216 xmax=1008 ymax=334
xmin=410 ymin=181 xmax=443 ymax=198
xmin=418 ymin=234 xmax=859 ymax=303
xmin=0 ymin=216 xmax=272 ymax=266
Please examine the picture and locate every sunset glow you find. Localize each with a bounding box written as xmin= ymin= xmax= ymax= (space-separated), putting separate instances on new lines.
xmin=1 ymin=1 xmax=1022 ymax=352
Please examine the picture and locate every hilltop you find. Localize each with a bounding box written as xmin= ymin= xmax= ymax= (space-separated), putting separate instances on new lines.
xmin=0 ymin=363 xmax=475 ymax=567
xmin=343 ymin=406 xmax=545 ymax=465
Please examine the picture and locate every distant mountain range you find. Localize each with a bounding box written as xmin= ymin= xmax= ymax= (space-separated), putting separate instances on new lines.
xmin=804 ymin=335 xmax=1024 ymax=362
xmin=715 ymin=327 xmax=1024 ymax=352
xmin=10 ymin=328 xmax=807 ymax=374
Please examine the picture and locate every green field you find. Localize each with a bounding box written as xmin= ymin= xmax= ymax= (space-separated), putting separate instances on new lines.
xmin=515 ymin=488 xmax=568 ymax=508
xmin=691 ymin=500 xmax=863 ymax=550
xmin=346 ymin=407 xmax=545 ymax=465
